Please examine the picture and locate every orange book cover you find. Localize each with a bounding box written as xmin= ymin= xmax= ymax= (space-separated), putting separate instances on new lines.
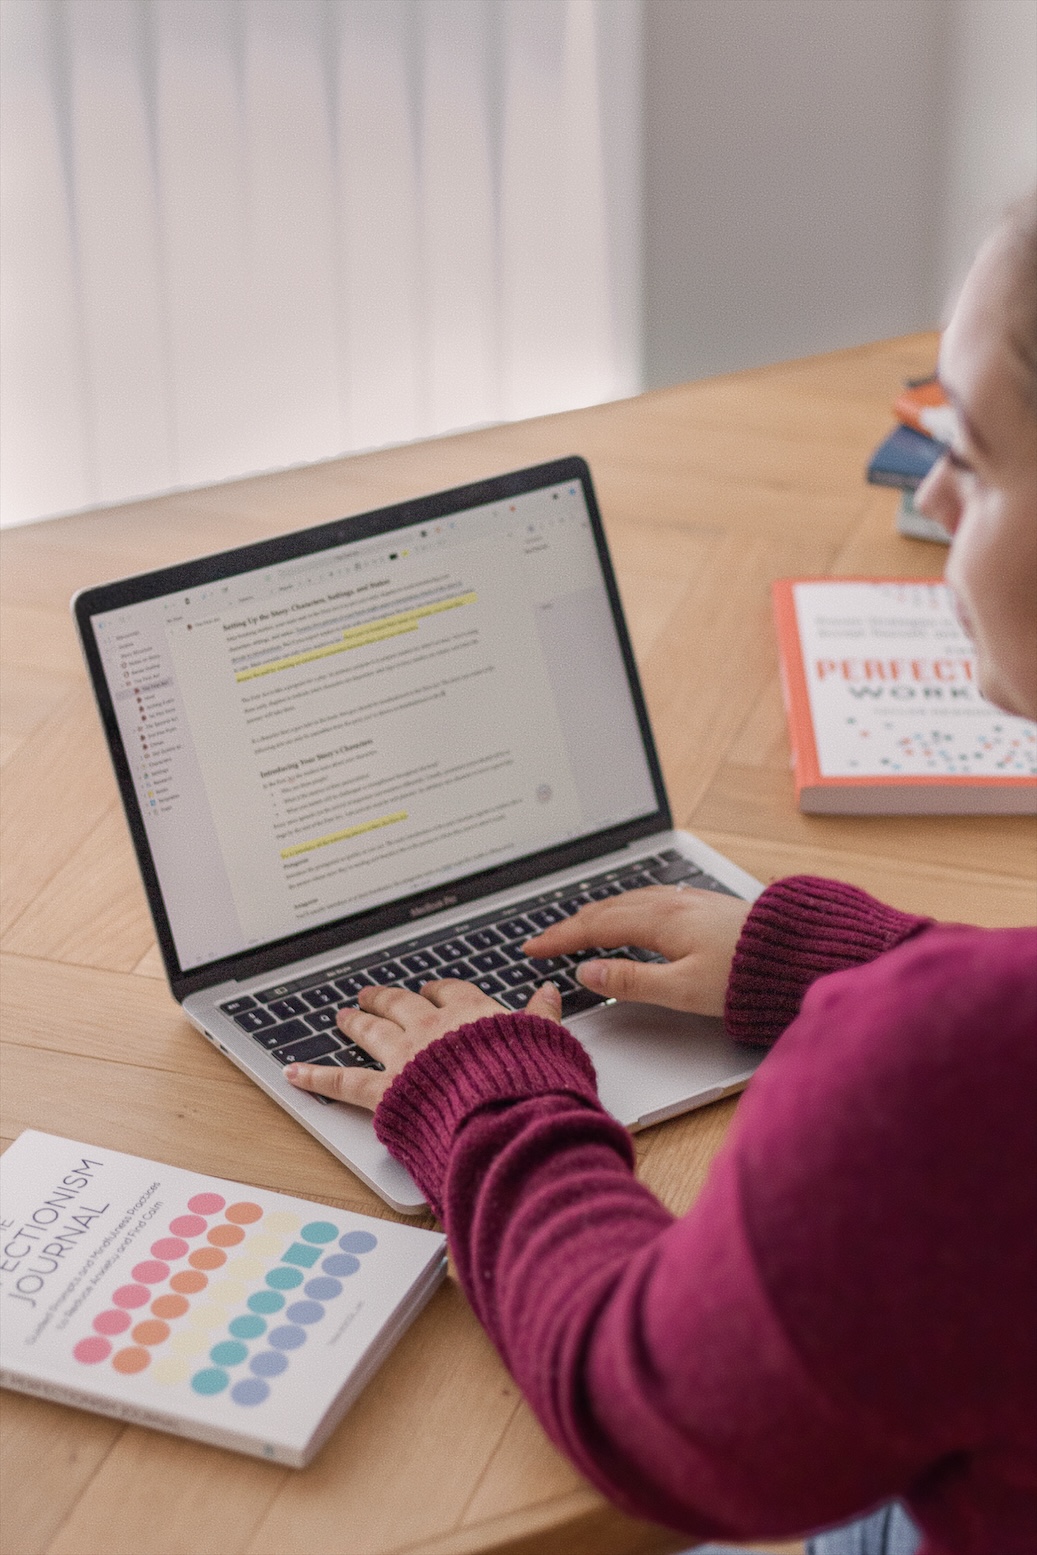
xmin=772 ymin=578 xmax=1037 ymax=814
xmin=892 ymin=377 xmax=956 ymax=444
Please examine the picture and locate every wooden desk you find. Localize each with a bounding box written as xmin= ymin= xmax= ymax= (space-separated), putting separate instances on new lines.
xmin=2 ymin=335 xmax=1034 ymax=1555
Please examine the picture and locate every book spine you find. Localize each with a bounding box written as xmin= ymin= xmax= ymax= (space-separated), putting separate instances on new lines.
xmin=0 ymin=1367 xmax=304 ymax=1468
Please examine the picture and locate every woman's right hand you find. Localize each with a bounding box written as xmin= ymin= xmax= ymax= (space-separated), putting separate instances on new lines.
xmin=523 ymin=885 xmax=752 ymax=1019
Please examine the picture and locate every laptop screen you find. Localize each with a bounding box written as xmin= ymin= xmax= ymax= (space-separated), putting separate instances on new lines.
xmin=84 ymin=466 xmax=662 ymax=976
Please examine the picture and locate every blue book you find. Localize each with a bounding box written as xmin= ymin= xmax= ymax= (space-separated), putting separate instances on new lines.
xmin=866 ymin=424 xmax=945 ymax=490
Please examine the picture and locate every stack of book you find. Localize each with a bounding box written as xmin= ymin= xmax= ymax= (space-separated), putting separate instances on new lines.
xmin=866 ymin=376 xmax=953 ymax=543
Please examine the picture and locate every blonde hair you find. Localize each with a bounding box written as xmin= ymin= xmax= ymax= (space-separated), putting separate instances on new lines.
xmin=1002 ymin=191 xmax=1037 ymax=412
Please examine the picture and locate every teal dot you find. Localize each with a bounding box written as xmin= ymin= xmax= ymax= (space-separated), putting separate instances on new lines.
xmin=248 ymin=1290 xmax=284 ymax=1315
xmin=266 ymin=1265 xmax=304 ymax=1290
xmin=300 ymin=1221 xmax=338 ymax=1244
xmin=229 ymin=1314 xmax=266 ymax=1340
xmin=191 ymin=1367 xmax=229 ymax=1395
xmin=210 ymin=1340 xmax=248 ymax=1367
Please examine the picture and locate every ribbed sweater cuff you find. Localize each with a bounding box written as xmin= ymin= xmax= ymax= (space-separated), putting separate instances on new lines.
xmin=725 ymin=874 xmax=933 ymax=1047
xmin=373 ymin=1014 xmax=601 ymax=1218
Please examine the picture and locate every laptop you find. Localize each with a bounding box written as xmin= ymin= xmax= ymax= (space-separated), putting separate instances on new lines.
xmin=74 ymin=456 xmax=765 ymax=1213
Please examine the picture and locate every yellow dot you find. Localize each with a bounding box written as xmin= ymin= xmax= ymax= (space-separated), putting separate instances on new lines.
xmin=170 ymin=1330 xmax=209 ymax=1355
xmin=261 ymin=1212 xmax=300 ymax=1235
xmin=186 ymin=1304 xmax=232 ymax=1331
xmin=227 ymin=1257 xmax=264 ymax=1281
xmin=240 ymin=1233 xmax=282 ymax=1257
xmin=152 ymin=1354 xmax=192 ymax=1385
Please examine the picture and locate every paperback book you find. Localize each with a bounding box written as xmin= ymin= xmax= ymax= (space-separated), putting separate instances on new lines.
xmin=0 ymin=1132 xmax=446 ymax=1466
xmin=772 ymin=578 xmax=1037 ymax=814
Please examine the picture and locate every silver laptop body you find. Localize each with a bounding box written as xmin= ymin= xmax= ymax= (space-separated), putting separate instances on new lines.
xmin=75 ymin=458 xmax=764 ymax=1213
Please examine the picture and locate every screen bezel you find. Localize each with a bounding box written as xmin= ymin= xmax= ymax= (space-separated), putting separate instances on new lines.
xmin=73 ymin=456 xmax=671 ymax=1001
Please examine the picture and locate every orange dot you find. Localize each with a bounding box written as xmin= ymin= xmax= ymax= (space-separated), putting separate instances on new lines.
xmin=131 ymin=1319 xmax=170 ymax=1346
xmin=188 ymin=1246 xmax=226 ymax=1270
xmin=170 ymin=1269 xmax=207 ymax=1294
xmin=112 ymin=1347 xmax=150 ymax=1374
xmin=225 ymin=1201 xmax=263 ymax=1225
xmin=207 ymin=1223 xmax=245 ymax=1247
xmin=151 ymin=1294 xmax=189 ymax=1320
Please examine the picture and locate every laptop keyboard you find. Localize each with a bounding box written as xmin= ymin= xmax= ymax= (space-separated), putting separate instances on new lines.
xmin=219 ymin=850 xmax=737 ymax=1092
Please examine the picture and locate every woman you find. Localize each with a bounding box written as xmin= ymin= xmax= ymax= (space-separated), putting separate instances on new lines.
xmin=287 ymin=196 xmax=1037 ymax=1555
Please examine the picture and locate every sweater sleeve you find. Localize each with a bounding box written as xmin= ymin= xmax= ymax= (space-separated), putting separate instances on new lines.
xmin=374 ymin=922 xmax=1037 ymax=1549
xmin=724 ymin=874 xmax=933 ymax=1045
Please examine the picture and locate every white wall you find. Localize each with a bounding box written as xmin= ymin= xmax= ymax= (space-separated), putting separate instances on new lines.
xmin=939 ymin=0 xmax=1037 ymax=304
xmin=642 ymin=0 xmax=1037 ymax=388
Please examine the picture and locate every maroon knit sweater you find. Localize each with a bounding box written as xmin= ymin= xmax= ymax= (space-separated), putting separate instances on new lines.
xmin=374 ymin=877 xmax=1037 ymax=1554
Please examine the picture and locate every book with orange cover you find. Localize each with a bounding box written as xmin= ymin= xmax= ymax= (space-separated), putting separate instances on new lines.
xmin=892 ymin=376 xmax=956 ymax=444
xmin=772 ymin=579 xmax=1037 ymax=814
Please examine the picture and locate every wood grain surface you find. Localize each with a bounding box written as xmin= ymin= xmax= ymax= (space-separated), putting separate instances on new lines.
xmin=2 ymin=334 xmax=1033 ymax=1555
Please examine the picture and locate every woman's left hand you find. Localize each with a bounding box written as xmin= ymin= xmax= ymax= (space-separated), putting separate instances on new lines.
xmin=285 ymin=978 xmax=563 ymax=1110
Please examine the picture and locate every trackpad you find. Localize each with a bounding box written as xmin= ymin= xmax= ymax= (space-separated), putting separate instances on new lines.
xmin=568 ymin=1001 xmax=765 ymax=1129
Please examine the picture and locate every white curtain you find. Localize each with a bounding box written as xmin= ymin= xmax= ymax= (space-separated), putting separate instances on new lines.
xmin=0 ymin=0 xmax=642 ymax=526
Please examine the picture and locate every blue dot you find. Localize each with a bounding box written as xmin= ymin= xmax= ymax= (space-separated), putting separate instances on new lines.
xmin=300 ymin=1220 xmax=338 ymax=1244
xmin=304 ymin=1277 xmax=342 ymax=1301
xmin=269 ymin=1325 xmax=307 ymax=1351
xmin=210 ymin=1340 xmax=248 ymax=1367
xmin=251 ymin=1349 xmax=289 ymax=1377
xmin=339 ymin=1231 xmax=377 ymax=1254
xmin=322 ymin=1253 xmax=359 ymax=1277
xmin=229 ymin=1314 xmax=266 ymax=1340
xmin=266 ymin=1265 xmax=304 ymax=1290
xmin=285 ymin=1300 xmax=324 ymax=1326
xmin=248 ymin=1290 xmax=284 ymax=1315
xmin=231 ymin=1378 xmax=270 ymax=1406
xmin=191 ymin=1368 xmax=229 ymax=1395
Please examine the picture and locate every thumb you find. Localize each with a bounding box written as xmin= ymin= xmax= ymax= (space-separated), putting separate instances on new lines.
xmin=524 ymin=981 xmax=563 ymax=1023
xmin=576 ymin=954 xmax=687 ymax=1008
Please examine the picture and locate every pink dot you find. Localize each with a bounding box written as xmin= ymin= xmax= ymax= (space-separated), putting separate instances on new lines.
xmin=93 ymin=1309 xmax=131 ymax=1336
xmin=131 ymin=1260 xmax=170 ymax=1284
xmin=187 ymin=1193 xmax=226 ymax=1215
xmin=112 ymin=1284 xmax=150 ymax=1309
xmin=151 ymin=1237 xmax=189 ymax=1261
xmin=74 ymin=1336 xmax=112 ymax=1364
xmin=168 ymin=1215 xmax=206 ymax=1238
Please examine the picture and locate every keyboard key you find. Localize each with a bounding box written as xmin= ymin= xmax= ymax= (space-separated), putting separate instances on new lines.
xmin=336 ymin=1045 xmax=384 ymax=1071
xmin=272 ymin=1031 xmax=341 ymax=1065
xmin=559 ymin=895 xmax=591 ymax=914
xmin=269 ymin=995 xmax=309 ymax=1020
xmin=499 ymin=987 xmax=534 ymax=1010
xmin=466 ymin=927 xmax=503 ymax=951
xmin=334 ymin=974 xmax=374 ymax=999
xmin=527 ymin=905 xmax=567 ymax=929
xmin=303 ymin=984 xmax=339 ymax=1009
xmin=432 ymin=939 xmax=469 ymax=965
xmin=256 ymin=983 xmax=293 ymax=1004
xmin=306 ymin=1009 xmax=339 ymax=1031
xmin=401 ymin=950 xmax=440 ymax=975
xmin=220 ymin=996 xmax=256 ymax=1016
xmin=496 ymin=916 xmax=535 ymax=940
xmin=650 ymin=858 xmax=702 ymax=885
xmin=234 ymin=1007 xmax=277 ymax=1033
xmin=369 ymin=960 xmax=406 ymax=985
xmin=470 ymin=948 xmax=508 ymax=973
xmin=525 ymin=956 xmax=569 ymax=976
xmin=435 ymin=959 xmax=475 ymax=981
xmin=498 ymin=962 xmax=535 ymax=988
xmin=561 ymin=987 xmax=607 ymax=1017
xmin=618 ymin=872 xmax=654 ymax=891
xmin=268 ymin=1018 xmax=312 ymax=1047
xmin=589 ymin=883 xmax=622 ymax=899
xmin=403 ymin=977 xmax=429 ymax=993
xmin=473 ymin=974 xmax=504 ymax=996
xmin=247 ymin=1027 xmax=290 ymax=1051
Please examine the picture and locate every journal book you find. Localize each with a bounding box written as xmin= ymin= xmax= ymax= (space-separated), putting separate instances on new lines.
xmin=0 ymin=1132 xmax=446 ymax=1466
xmin=773 ymin=578 xmax=1037 ymax=814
